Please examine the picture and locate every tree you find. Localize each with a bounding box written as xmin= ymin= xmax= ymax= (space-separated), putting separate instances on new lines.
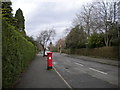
xmin=56 ymin=38 xmax=65 ymax=53
xmin=25 ymin=36 xmax=38 ymax=47
xmin=65 ymin=25 xmax=87 ymax=49
xmin=73 ymin=0 xmax=118 ymax=47
xmin=37 ymin=28 xmax=56 ymax=56
xmin=48 ymin=42 xmax=57 ymax=52
xmin=15 ymin=8 xmax=25 ymax=35
xmin=87 ymin=33 xmax=105 ymax=48
xmin=97 ymin=1 xmax=118 ymax=47
xmin=48 ymin=42 xmax=53 ymax=51
xmin=2 ymin=1 xmax=14 ymax=24
xmin=73 ymin=3 xmax=95 ymax=36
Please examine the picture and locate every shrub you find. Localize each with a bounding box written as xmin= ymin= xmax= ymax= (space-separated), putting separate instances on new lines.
xmin=2 ymin=19 xmax=36 ymax=88
xmin=63 ymin=46 xmax=118 ymax=60
xmin=87 ymin=33 xmax=105 ymax=48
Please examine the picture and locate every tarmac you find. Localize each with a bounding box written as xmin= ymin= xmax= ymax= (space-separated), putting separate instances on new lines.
xmin=63 ymin=53 xmax=119 ymax=66
xmin=14 ymin=53 xmax=70 ymax=88
xmin=13 ymin=52 xmax=119 ymax=88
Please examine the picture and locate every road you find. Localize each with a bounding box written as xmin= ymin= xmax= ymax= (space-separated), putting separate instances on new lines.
xmin=14 ymin=53 xmax=70 ymax=88
xmin=52 ymin=53 xmax=119 ymax=88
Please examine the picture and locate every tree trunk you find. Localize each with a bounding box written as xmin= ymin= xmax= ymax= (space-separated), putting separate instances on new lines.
xmin=43 ymin=48 xmax=46 ymax=57
xmin=104 ymin=37 xmax=109 ymax=47
xmin=60 ymin=48 xmax=61 ymax=54
xmin=104 ymin=35 xmax=112 ymax=47
xmin=41 ymin=44 xmax=46 ymax=57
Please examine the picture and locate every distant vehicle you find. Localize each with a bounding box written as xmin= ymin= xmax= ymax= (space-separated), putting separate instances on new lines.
xmin=45 ymin=50 xmax=51 ymax=56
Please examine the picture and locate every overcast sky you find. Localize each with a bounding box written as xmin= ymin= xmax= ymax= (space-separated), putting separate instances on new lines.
xmin=11 ymin=0 xmax=93 ymax=44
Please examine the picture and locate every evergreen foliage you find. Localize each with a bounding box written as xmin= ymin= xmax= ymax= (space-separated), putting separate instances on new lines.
xmin=2 ymin=1 xmax=36 ymax=88
xmin=87 ymin=33 xmax=105 ymax=48
xmin=2 ymin=1 xmax=13 ymax=25
xmin=2 ymin=18 xmax=36 ymax=88
xmin=15 ymin=8 xmax=25 ymax=34
xmin=65 ymin=25 xmax=87 ymax=49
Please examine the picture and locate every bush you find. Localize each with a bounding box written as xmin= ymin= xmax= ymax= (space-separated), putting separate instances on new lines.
xmin=87 ymin=33 xmax=105 ymax=48
xmin=2 ymin=19 xmax=36 ymax=88
xmin=63 ymin=46 xmax=118 ymax=60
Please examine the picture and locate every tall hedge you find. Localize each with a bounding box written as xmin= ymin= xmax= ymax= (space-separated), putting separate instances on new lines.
xmin=2 ymin=19 xmax=36 ymax=88
xmin=63 ymin=47 xmax=118 ymax=60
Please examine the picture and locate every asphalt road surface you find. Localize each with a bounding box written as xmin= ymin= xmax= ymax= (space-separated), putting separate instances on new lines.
xmin=52 ymin=53 xmax=119 ymax=88
xmin=15 ymin=53 xmax=70 ymax=88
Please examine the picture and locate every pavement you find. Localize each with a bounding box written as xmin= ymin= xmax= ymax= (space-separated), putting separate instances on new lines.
xmin=14 ymin=53 xmax=70 ymax=88
xmin=62 ymin=53 xmax=119 ymax=66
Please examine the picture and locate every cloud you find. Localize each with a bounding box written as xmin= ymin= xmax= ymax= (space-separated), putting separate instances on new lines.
xmin=11 ymin=0 xmax=93 ymax=43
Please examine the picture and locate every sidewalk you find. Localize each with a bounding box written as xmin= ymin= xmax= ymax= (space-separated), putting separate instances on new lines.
xmin=63 ymin=53 xmax=119 ymax=66
xmin=14 ymin=53 xmax=69 ymax=88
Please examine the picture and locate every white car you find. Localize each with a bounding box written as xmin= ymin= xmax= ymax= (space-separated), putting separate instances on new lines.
xmin=45 ymin=50 xmax=51 ymax=56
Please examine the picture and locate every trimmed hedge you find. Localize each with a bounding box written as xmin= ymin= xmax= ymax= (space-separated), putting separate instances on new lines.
xmin=62 ymin=46 xmax=119 ymax=60
xmin=2 ymin=19 xmax=36 ymax=88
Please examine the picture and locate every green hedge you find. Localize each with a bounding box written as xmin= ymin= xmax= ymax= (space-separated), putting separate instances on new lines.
xmin=63 ymin=46 xmax=119 ymax=60
xmin=2 ymin=19 xmax=36 ymax=88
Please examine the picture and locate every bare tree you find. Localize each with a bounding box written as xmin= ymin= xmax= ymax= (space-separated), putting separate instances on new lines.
xmin=74 ymin=3 xmax=95 ymax=36
xmin=37 ymin=28 xmax=56 ymax=56
xmin=73 ymin=0 xmax=118 ymax=47
xmin=96 ymin=1 xmax=118 ymax=46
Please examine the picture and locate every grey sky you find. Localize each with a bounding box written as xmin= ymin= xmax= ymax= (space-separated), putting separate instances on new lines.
xmin=11 ymin=0 xmax=93 ymax=44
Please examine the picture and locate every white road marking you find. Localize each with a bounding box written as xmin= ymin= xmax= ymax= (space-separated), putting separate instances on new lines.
xmin=89 ymin=67 xmax=108 ymax=75
xmin=53 ymin=66 xmax=73 ymax=89
xmin=53 ymin=62 xmax=56 ymax=65
xmin=75 ymin=62 xmax=84 ymax=66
